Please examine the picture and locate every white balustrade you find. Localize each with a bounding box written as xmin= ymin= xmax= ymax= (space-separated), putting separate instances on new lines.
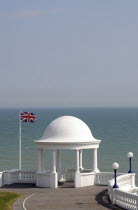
xmin=108 ymin=173 xmax=138 ymax=210
xmin=117 ymin=174 xmax=132 ymax=190
xmin=96 ymin=172 xmax=124 ymax=185
xmin=62 ymin=169 xmax=75 ymax=182
xmin=115 ymin=189 xmax=137 ymax=210
xmin=16 ymin=170 xmax=36 ymax=183
xmin=61 ymin=168 xmax=96 ymax=184
xmin=3 ymin=170 xmax=36 ymax=185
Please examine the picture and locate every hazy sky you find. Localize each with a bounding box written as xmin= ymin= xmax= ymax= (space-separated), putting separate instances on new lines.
xmin=0 ymin=0 xmax=138 ymax=108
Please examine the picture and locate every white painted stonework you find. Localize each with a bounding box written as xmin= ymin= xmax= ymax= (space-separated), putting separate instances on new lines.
xmin=108 ymin=173 xmax=138 ymax=210
xmin=34 ymin=116 xmax=101 ymax=188
xmin=40 ymin=116 xmax=98 ymax=143
xmin=0 ymin=172 xmax=3 ymax=187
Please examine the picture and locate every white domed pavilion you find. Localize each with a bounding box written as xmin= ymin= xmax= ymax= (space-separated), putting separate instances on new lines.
xmin=35 ymin=116 xmax=101 ymax=188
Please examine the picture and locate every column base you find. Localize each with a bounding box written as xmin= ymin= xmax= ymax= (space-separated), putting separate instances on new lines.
xmin=93 ymin=168 xmax=100 ymax=173
xmin=50 ymin=172 xmax=58 ymax=188
xmin=74 ymin=172 xmax=81 ymax=188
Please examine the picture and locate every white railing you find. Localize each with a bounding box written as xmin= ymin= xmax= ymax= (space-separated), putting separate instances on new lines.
xmin=96 ymin=172 xmax=124 ymax=185
xmin=3 ymin=170 xmax=36 ymax=185
xmin=115 ymin=189 xmax=138 ymax=210
xmin=62 ymin=168 xmax=94 ymax=182
xmin=62 ymin=169 xmax=75 ymax=181
xmin=108 ymin=173 xmax=138 ymax=210
xmin=16 ymin=170 xmax=36 ymax=183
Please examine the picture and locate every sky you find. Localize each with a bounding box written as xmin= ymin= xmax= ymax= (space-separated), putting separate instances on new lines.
xmin=0 ymin=0 xmax=138 ymax=108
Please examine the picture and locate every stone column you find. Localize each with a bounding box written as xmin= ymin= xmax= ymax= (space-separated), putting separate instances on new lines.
xmin=57 ymin=150 xmax=62 ymax=181
xmin=79 ymin=150 xmax=83 ymax=170
xmin=57 ymin=150 xmax=61 ymax=170
xmin=76 ymin=150 xmax=80 ymax=173
xmin=52 ymin=150 xmax=57 ymax=173
xmin=50 ymin=149 xmax=58 ymax=188
xmin=41 ymin=149 xmax=44 ymax=172
xmin=92 ymin=148 xmax=100 ymax=173
xmin=37 ymin=149 xmax=42 ymax=173
xmin=75 ymin=150 xmax=81 ymax=188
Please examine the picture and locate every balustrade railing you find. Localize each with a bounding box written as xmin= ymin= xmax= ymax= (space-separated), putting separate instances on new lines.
xmin=62 ymin=169 xmax=75 ymax=181
xmin=16 ymin=170 xmax=36 ymax=183
xmin=115 ymin=189 xmax=138 ymax=210
xmin=108 ymin=173 xmax=138 ymax=210
xmin=96 ymin=172 xmax=124 ymax=185
xmin=62 ymin=168 xmax=94 ymax=181
xmin=3 ymin=170 xmax=36 ymax=185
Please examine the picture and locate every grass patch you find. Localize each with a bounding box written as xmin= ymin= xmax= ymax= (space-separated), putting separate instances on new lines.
xmin=0 ymin=192 xmax=23 ymax=210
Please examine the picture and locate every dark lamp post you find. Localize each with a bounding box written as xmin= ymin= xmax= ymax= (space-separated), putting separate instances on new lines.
xmin=112 ymin=162 xmax=119 ymax=188
xmin=127 ymin=152 xmax=133 ymax=173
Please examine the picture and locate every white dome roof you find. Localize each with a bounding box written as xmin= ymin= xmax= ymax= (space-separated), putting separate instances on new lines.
xmin=38 ymin=116 xmax=98 ymax=143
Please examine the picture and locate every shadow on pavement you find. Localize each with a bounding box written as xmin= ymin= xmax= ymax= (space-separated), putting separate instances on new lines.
xmin=2 ymin=183 xmax=36 ymax=189
xmin=95 ymin=189 xmax=123 ymax=210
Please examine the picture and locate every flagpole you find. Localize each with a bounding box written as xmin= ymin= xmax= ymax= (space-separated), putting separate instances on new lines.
xmin=19 ymin=108 xmax=21 ymax=170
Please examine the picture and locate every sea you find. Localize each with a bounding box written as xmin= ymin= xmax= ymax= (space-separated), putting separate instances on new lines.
xmin=0 ymin=108 xmax=138 ymax=184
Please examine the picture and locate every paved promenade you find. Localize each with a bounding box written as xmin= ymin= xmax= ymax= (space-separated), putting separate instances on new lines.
xmin=0 ymin=183 xmax=122 ymax=210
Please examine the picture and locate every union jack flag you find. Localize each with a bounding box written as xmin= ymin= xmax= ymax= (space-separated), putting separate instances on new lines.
xmin=20 ymin=112 xmax=36 ymax=122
